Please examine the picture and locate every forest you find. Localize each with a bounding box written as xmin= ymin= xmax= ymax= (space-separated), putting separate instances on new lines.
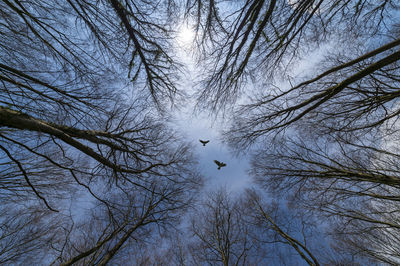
xmin=0 ymin=0 xmax=399 ymax=265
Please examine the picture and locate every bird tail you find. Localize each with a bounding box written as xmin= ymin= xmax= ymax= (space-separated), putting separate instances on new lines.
xmin=218 ymin=166 xmax=221 ymax=170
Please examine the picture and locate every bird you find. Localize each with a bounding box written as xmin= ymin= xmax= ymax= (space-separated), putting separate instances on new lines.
xmin=199 ymin=139 xmax=210 ymax=146
xmin=214 ymin=160 xmax=227 ymax=170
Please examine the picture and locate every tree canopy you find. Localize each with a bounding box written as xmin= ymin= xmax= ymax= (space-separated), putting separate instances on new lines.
xmin=1 ymin=0 xmax=400 ymax=264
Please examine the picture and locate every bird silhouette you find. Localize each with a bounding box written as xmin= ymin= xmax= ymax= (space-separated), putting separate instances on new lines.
xmin=199 ymin=139 xmax=210 ymax=146
xmin=214 ymin=160 xmax=227 ymax=170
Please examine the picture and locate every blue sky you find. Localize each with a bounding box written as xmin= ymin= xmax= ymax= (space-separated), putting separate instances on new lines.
xmin=170 ymin=22 xmax=337 ymax=194
xmin=173 ymin=113 xmax=252 ymax=192
xmin=171 ymin=26 xmax=253 ymax=193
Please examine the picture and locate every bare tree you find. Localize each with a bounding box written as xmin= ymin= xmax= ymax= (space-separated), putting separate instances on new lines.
xmin=245 ymin=190 xmax=320 ymax=266
xmin=53 ymin=173 xmax=201 ymax=266
xmin=188 ymin=189 xmax=262 ymax=265
xmin=188 ymin=0 xmax=399 ymax=109
xmin=0 ymin=122 xmax=202 ymax=264
xmin=187 ymin=189 xmax=329 ymax=265
xmin=0 ymin=0 xmax=189 ymax=209
xmin=120 ymin=234 xmax=191 ymax=266
xmin=227 ymin=37 xmax=400 ymax=147
xmin=187 ymin=1 xmax=400 ymax=263
xmin=0 ymin=204 xmax=67 ymax=265
xmin=0 ymin=1 xmax=203 ymax=264
xmin=248 ymin=133 xmax=400 ymax=264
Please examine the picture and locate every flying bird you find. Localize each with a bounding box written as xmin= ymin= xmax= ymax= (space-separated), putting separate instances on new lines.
xmin=199 ymin=139 xmax=210 ymax=146
xmin=214 ymin=160 xmax=227 ymax=170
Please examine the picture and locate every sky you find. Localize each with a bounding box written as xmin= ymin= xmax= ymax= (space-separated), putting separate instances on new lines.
xmin=170 ymin=23 xmax=336 ymax=195
xmin=2 ymin=2 xmax=399 ymax=264
xmin=171 ymin=24 xmax=253 ymax=193
xmin=169 ymin=27 xmax=351 ymax=265
xmin=69 ymin=19 xmax=336 ymax=229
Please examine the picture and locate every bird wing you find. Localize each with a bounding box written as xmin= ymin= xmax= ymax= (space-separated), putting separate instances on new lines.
xmin=214 ymin=160 xmax=221 ymax=166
